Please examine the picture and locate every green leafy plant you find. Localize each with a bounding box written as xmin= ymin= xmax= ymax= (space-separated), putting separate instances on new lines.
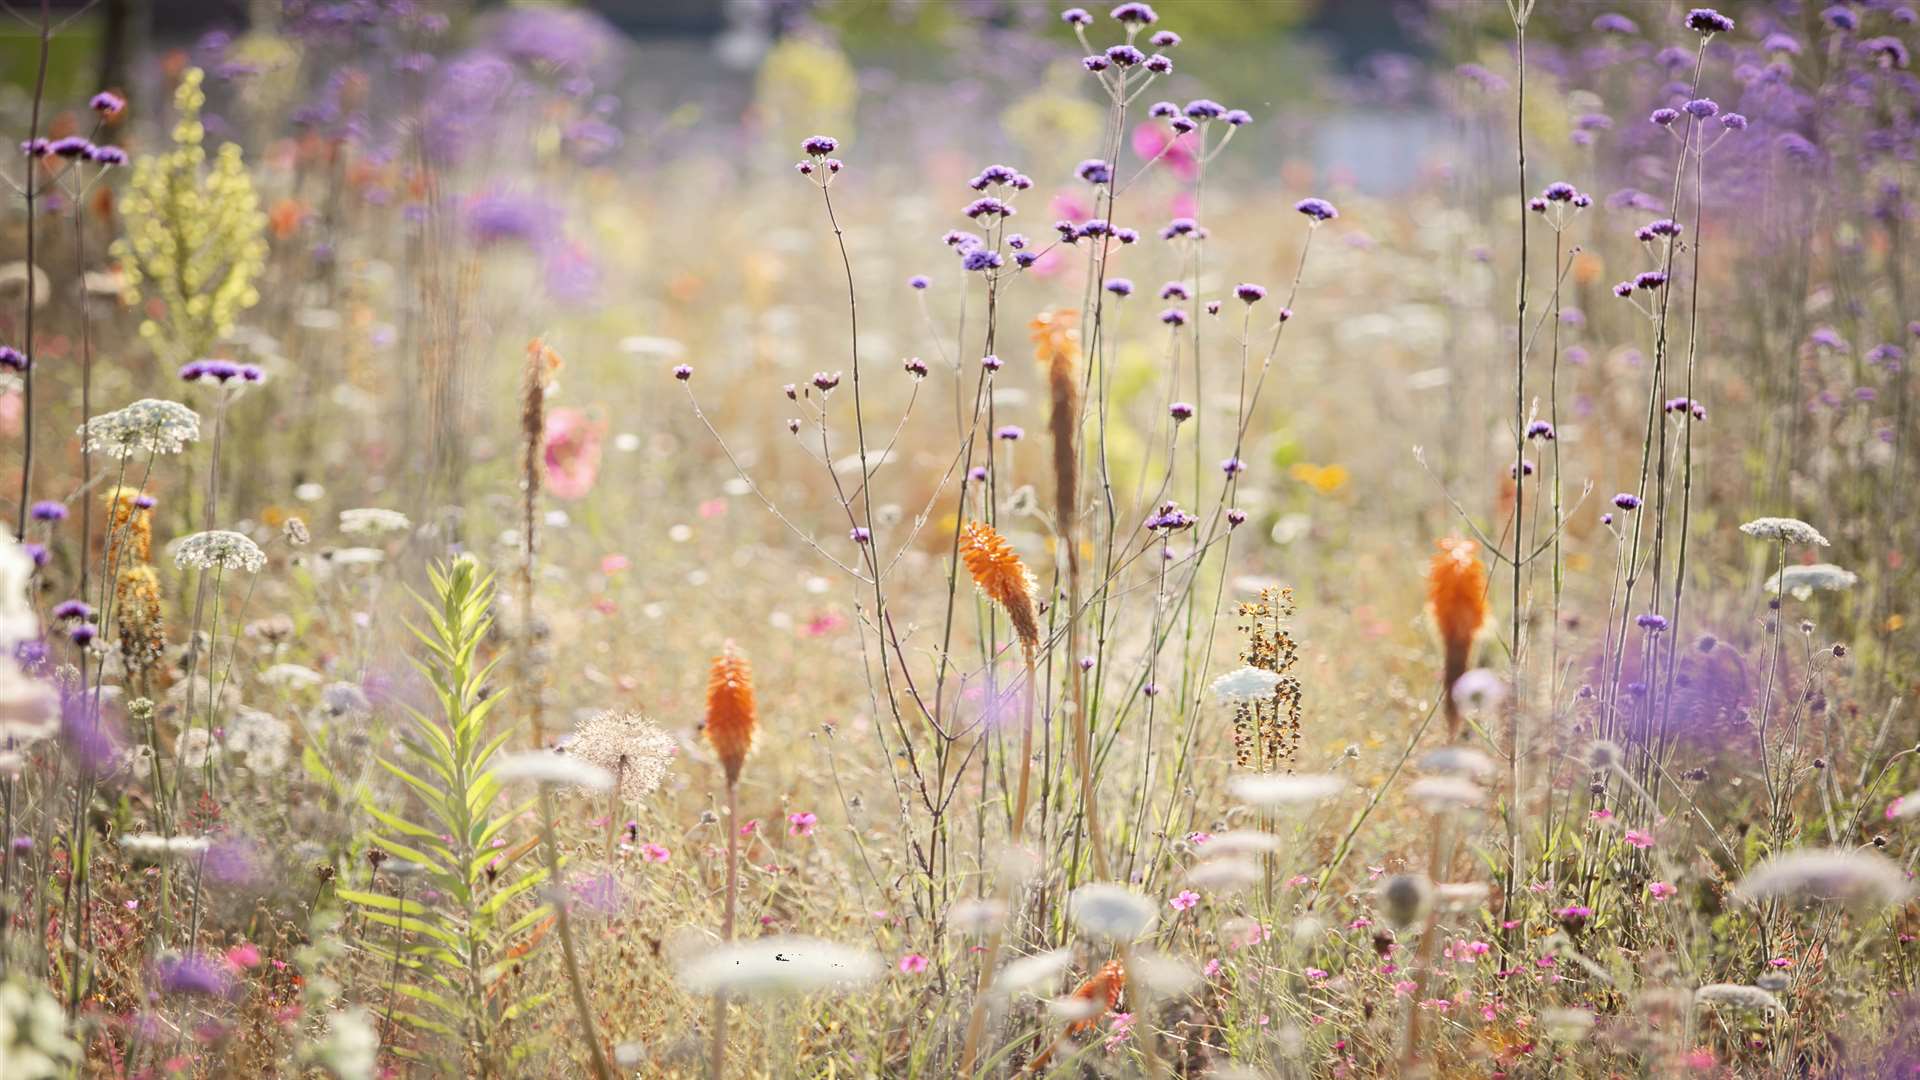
xmin=337 ymin=555 xmax=548 ymax=1075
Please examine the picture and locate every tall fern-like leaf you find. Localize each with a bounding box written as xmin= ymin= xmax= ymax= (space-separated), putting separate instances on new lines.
xmin=341 ymin=555 xmax=549 ymax=1076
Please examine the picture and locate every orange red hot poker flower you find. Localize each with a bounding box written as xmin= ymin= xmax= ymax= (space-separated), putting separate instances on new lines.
xmin=958 ymin=520 xmax=1040 ymax=651
xmin=1427 ymin=537 xmax=1489 ymax=737
xmin=704 ymin=646 xmax=757 ymax=786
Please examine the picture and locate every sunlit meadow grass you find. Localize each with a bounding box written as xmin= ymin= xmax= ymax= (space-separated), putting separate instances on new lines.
xmin=0 ymin=1 xmax=1917 ymax=1077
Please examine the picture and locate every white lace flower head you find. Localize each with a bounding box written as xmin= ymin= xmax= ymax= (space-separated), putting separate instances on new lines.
xmin=338 ymin=508 xmax=411 ymax=536
xmin=77 ymin=399 xmax=201 ymax=458
xmin=1739 ymin=516 xmax=1829 ymax=546
xmin=1763 ymin=562 xmax=1857 ymax=600
xmin=173 ymin=531 xmax=266 ymax=573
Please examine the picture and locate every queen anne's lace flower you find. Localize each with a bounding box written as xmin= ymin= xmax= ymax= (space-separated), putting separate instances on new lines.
xmin=1739 ymin=516 xmax=1829 ymax=546
xmin=1209 ymin=666 xmax=1283 ymax=701
xmin=1693 ymin=984 xmax=1784 ymax=1014
xmin=173 ymin=531 xmax=266 ymax=573
xmin=338 ymin=508 xmax=411 ymax=536
xmin=1764 ymin=562 xmax=1857 ymax=599
xmin=77 ymin=399 xmax=201 ymax=458
xmin=1733 ymin=848 xmax=1910 ymax=907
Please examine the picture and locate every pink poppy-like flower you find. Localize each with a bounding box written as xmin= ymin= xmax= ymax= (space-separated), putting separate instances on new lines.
xmin=1186 ymin=831 xmax=1213 ymax=847
xmin=739 ymin=819 xmax=760 ymax=837
xmin=542 ymin=407 xmax=605 ymax=499
xmin=1203 ymin=958 xmax=1222 ymax=978
xmin=787 ymin=811 xmax=818 ymax=837
xmin=1648 ymin=881 xmax=1676 ymax=900
xmin=898 ymin=953 xmax=928 ymax=974
xmin=1624 ymin=829 xmax=1654 ymax=848
xmin=1170 ymin=889 xmax=1200 ymax=911
xmin=601 ymin=553 xmax=630 ymax=575
xmin=1305 ymin=968 xmax=1329 ymax=981
xmin=638 ymin=843 xmax=670 ymax=863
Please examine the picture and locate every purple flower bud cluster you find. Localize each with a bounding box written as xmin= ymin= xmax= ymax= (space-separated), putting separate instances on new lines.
xmin=1664 ymin=396 xmax=1708 ymax=420
xmin=1146 ymin=500 xmax=1195 ymax=532
xmin=180 ymin=359 xmax=265 ymax=384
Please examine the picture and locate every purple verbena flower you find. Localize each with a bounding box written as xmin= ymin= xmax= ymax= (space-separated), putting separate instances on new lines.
xmin=1295 ymin=197 xmax=1338 ymax=222
xmin=29 ymin=501 xmax=66 ymax=522
xmin=1684 ymin=8 xmax=1734 ymax=34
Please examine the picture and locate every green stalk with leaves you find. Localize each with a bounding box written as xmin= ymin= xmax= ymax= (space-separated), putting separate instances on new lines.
xmin=338 ymin=556 xmax=550 ymax=1076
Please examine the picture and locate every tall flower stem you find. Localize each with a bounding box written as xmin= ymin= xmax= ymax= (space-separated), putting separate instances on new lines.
xmin=710 ymin=781 xmax=740 ymax=1080
xmin=537 ymin=785 xmax=613 ymax=1080
xmin=13 ymin=0 xmax=49 ymax=537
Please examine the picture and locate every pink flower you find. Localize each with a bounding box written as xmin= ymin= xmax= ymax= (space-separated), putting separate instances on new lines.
xmin=1647 ymin=881 xmax=1676 ymax=900
xmin=1465 ymin=940 xmax=1490 ymax=957
xmin=600 ymin=553 xmax=630 ymax=575
xmin=1589 ymin=808 xmax=1614 ymax=821
xmin=1392 ymin=980 xmax=1418 ymax=997
xmin=898 ymin=953 xmax=928 ymax=974
xmin=225 ymin=944 xmax=261 ymax=970
xmin=1186 ymin=831 xmax=1213 ymax=847
xmin=1203 ymin=958 xmax=1222 ymax=978
xmin=542 ymin=408 xmax=605 ymax=500
xmin=697 ymin=497 xmax=728 ymax=519
xmin=787 ymin=811 xmax=818 ymax=837
xmin=1623 ymin=829 xmax=1654 ymax=848
xmin=1104 ymin=1012 xmax=1133 ymax=1050
xmin=1170 ymin=890 xmax=1200 ymax=912
xmin=639 ymin=843 xmax=670 ymax=863
xmin=1305 ymin=968 xmax=1329 ymax=981
xmin=739 ymin=819 xmax=760 ymax=837
xmin=1889 ymin=797 xmax=1905 ymax=820
xmin=1131 ymin=122 xmax=1198 ymax=181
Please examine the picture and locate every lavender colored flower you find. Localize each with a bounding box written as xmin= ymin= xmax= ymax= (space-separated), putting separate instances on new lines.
xmin=1226 ymin=508 xmax=1247 ymax=527
xmin=850 ymin=527 xmax=871 ymax=544
xmin=964 ymin=197 xmax=1013 ymax=220
xmin=1159 ymin=281 xmax=1189 ymax=300
xmin=1634 ymin=271 xmax=1669 ymax=290
xmin=1169 ymin=116 xmax=1195 ymax=134
xmin=1528 ymin=197 xmax=1549 ymax=213
xmin=1295 ymin=197 xmax=1338 ymax=222
xmin=1169 ymin=402 xmax=1194 ymax=421
xmin=51 ymin=600 xmax=91 ymax=620
xmin=672 ymin=364 xmax=692 ymax=381
xmin=1637 ymin=613 xmax=1670 ymax=632
xmin=0 ymin=346 xmax=24 ymax=372
xmin=1592 ymin=13 xmax=1638 ymax=33
xmin=1106 ymin=278 xmax=1134 ymax=297
xmin=996 ymin=425 xmax=1024 ymax=441
xmin=968 ymin=466 xmax=988 ymax=482
xmin=1862 ymin=37 xmax=1912 ymax=68
xmin=1223 ymin=109 xmax=1252 ymax=126
xmin=1160 ymin=217 xmax=1199 ymax=239
xmin=1511 ymin=459 xmax=1535 ymax=478
xmin=156 ymin=953 xmax=232 ymax=998
xmin=1145 ymin=501 xmax=1195 ymax=531
xmin=811 ymin=371 xmax=841 ymax=392
xmin=1221 ymin=456 xmax=1246 ymax=476
xmin=29 ymin=501 xmax=65 ymax=522
xmin=1077 ymin=158 xmax=1113 ymax=184
xmin=903 ymin=357 xmax=928 ymax=377
xmin=1110 ymin=3 xmax=1157 ymax=25
xmin=801 ymin=135 xmax=838 ymax=156
xmin=1719 ymin=113 xmax=1748 ymax=131
xmin=1206 ymin=300 xmax=1222 ymax=316
xmin=1014 ymin=251 xmax=1038 ymax=268
xmin=1148 ymin=100 xmax=1179 ymax=119
xmin=961 ymin=249 xmax=1003 ymax=272
xmin=1650 ymin=107 xmax=1680 ymax=127
xmin=49 ymin=136 xmax=92 ymax=159
xmin=1235 ymin=283 xmax=1266 ymax=303
xmin=86 ymin=145 xmax=128 ymax=166
xmin=1542 ymin=182 xmax=1578 ymax=202
xmin=1150 ymin=30 xmax=1180 ymax=47
xmin=1683 ymin=98 xmax=1719 ymax=119
xmin=1684 ymin=8 xmax=1734 ymax=34
xmin=1822 ymin=5 xmax=1858 ymax=31
xmin=1526 ymin=421 xmax=1555 ymax=440
xmin=1062 ymin=7 xmax=1093 ymax=25
xmin=90 ymin=91 xmax=125 ymax=116
xmin=69 ymin=624 xmax=96 ymax=646
xmin=18 ymin=138 xmax=49 ymax=158
xmin=981 ymin=354 xmax=1003 ymax=371
xmin=1764 ymin=32 xmax=1802 ymax=55
xmin=1160 ymin=308 xmax=1187 ymax=326
xmin=908 ymin=274 xmax=930 ymax=290
xmin=1105 ymin=45 xmax=1145 ymax=67
xmin=1114 ymin=227 xmax=1138 ymax=244
xmin=1144 ymin=54 xmax=1172 ymax=74
xmin=1613 ymin=493 xmax=1642 ymax=510
xmin=1184 ymin=99 xmax=1225 ymax=120
xmin=1082 ymin=55 xmax=1110 ymax=73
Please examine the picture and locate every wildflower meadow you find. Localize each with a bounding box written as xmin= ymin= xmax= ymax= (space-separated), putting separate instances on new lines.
xmin=1 ymin=0 xmax=1918 ymax=1076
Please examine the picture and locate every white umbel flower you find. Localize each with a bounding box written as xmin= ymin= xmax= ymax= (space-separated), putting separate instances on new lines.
xmin=1739 ymin=516 xmax=1829 ymax=546
xmin=1763 ymin=562 xmax=1857 ymax=600
xmin=1693 ymin=983 xmax=1785 ymax=1014
xmin=1068 ymin=883 xmax=1157 ymax=941
xmin=675 ymin=936 xmax=881 ymax=997
xmin=1227 ymin=773 xmax=1345 ymax=808
xmin=1732 ymin=848 xmax=1911 ymax=908
xmin=493 ymin=750 xmax=614 ymax=791
xmin=338 ymin=508 xmax=411 ymax=536
xmin=173 ymin=531 xmax=266 ymax=573
xmin=1209 ymin=666 xmax=1282 ymax=702
xmin=77 ymin=399 xmax=200 ymax=458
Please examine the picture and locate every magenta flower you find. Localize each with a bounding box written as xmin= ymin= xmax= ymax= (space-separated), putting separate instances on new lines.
xmin=542 ymin=407 xmax=605 ymax=500
xmin=639 ymin=843 xmax=669 ymax=863
xmin=898 ymin=953 xmax=929 ymax=974
xmin=787 ymin=811 xmax=818 ymax=837
xmin=1623 ymin=829 xmax=1654 ymax=849
xmin=1647 ymin=881 xmax=1676 ymax=900
xmin=1170 ymin=889 xmax=1200 ymax=911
